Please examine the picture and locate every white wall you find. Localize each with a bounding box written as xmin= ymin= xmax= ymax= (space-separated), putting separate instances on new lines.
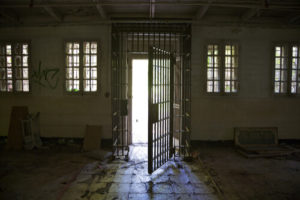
xmin=0 ymin=25 xmax=112 ymax=138
xmin=191 ymin=25 xmax=300 ymax=140
xmin=0 ymin=24 xmax=299 ymax=140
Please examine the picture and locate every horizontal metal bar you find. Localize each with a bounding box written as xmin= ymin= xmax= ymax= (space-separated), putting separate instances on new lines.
xmin=1 ymin=1 xmax=299 ymax=10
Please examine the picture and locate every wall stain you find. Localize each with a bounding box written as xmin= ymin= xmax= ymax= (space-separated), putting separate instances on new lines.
xmin=32 ymin=61 xmax=60 ymax=89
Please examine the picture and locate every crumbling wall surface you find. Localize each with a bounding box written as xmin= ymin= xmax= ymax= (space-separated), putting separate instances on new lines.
xmin=0 ymin=25 xmax=111 ymax=138
xmin=191 ymin=25 xmax=300 ymax=140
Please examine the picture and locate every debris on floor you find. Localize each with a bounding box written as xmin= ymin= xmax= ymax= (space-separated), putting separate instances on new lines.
xmin=7 ymin=106 xmax=29 ymax=150
xmin=1 ymin=144 xmax=300 ymax=200
xmin=197 ymin=145 xmax=300 ymax=200
xmin=234 ymin=127 xmax=298 ymax=158
xmin=21 ymin=112 xmax=43 ymax=150
xmin=60 ymin=158 xmax=219 ymax=200
xmin=83 ymin=125 xmax=102 ymax=151
xmin=85 ymin=150 xmax=113 ymax=161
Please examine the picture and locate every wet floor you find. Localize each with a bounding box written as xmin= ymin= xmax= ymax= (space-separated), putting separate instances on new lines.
xmin=62 ymin=146 xmax=219 ymax=200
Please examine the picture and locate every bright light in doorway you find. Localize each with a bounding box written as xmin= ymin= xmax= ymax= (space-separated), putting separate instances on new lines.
xmin=132 ymin=59 xmax=148 ymax=144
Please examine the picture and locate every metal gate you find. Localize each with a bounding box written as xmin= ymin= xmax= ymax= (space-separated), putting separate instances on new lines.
xmin=111 ymin=28 xmax=129 ymax=159
xmin=111 ymin=23 xmax=192 ymax=166
xmin=148 ymin=46 xmax=174 ymax=174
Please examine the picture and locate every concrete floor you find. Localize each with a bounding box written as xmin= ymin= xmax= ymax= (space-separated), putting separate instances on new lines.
xmin=61 ymin=159 xmax=218 ymax=200
xmin=60 ymin=144 xmax=219 ymax=199
xmin=0 ymin=145 xmax=219 ymax=200
xmin=197 ymin=144 xmax=300 ymax=200
xmin=0 ymin=144 xmax=299 ymax=200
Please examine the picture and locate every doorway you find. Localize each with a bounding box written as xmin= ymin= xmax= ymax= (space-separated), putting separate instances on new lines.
xmin=130 ymin=59 xmax=148 ymax=162
xmin=132 ymin=59 xmax=148 ymax=144
xmin=111 ymin=23 xmax=192 ymax=173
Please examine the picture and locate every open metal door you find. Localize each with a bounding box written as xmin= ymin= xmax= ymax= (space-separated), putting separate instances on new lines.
xmin=148 ymin=46 xmax=174 ymax=174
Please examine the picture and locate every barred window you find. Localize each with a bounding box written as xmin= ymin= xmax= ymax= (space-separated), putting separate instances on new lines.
xmin=206 ymin=43 xmax=238 ymax=93
xmin=0 ymin=42 xmax=30 ymax=92
xmin=274 ymin=46 xmax=288 ymax=93
xmin=65 ymin=41 xmax=98 ymax=93
xmin=224 ymin=45 xmax=238 ymax=93
xmin=291 ymin=45 xmax=300 ymax=94
xmin=83 ymin=42 xmax=97 ymax=92
xmin=274 ymin=44 xmax=300 ymax=95
xmin=66 ymin=42 xmax=80 ymax=92
xmin=207 ymin=45 xmax=220 ymax=92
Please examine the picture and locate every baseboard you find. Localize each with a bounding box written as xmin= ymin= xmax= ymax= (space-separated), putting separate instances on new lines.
xmin=1 ymin=136 xmax=300 ymax=149
xmin=190 ymin=139 xmax=300 ymax=147
xmin=191 ymin=140 xmax=234 ymax=147
xmin=0 ymin=136 xmax=113 ymax=149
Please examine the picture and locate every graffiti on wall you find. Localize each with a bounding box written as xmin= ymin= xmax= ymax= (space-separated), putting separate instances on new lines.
xmin=31 ymin=61 xmax=60 ymax=89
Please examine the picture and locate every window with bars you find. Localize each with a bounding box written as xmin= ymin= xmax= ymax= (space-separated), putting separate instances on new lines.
xmin=0 ymin=42 xmax=30 ymax=92
xmin=65 ymin=41 xmax=98 ymax=93
xmin=274 ymin=44 xmax=300 ymax=95
xmin=207 ymin=45 xmax=220 ymax=92
xmin=291 ymin=45 xmax=300 ymax=94
xmin=206 ymin=43 xmax=238 ymax=93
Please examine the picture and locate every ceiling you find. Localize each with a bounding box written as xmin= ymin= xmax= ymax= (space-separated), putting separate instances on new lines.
xmin=0 ymin=0 xmax=300 ymax=27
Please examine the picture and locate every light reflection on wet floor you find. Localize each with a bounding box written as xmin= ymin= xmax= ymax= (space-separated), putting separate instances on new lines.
xmin=62 ymin=146 xmax=219 ymax=200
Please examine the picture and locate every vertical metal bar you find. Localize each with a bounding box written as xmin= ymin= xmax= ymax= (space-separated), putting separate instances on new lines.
xmin=126 ymin=31 xmax=129 ymax=149
xmin=117 ymin=31 xmax=120 ymax=156
xmin=119 ymin=32 xmax=124 ymax=155
xmin=153 ymin=31 xmax=156 ymax=170
xmin=212 ymin=45 xmax=215 ymax=92
xmin=170 ymin=52 xmax=174 ymax=159
xmin=164 ymin=50 xmax=166 ymax=161
xmin=164 ymin=50 xmax=167 ymax=162
xmin=182 ymin=33 xmax=185 ymax=157
xmin=167 ymin=51 xmax=169 ymax=161
xmin=143 ymin=27 xmax=145 ymax=52
xmin=230 ymin=45 xmax=233 ymax=92
xmin=111 ymin=27 xmax=115 ymax=156
xmin=182 ymin=32 xmax=185 ymax=157
xmin=221 ymin=43 xmax=225 ymax=94
xmin=131 ymin=31 xmax=134 ymax=52
xmin=147 ymin=27 xmax=150 ymax=54
xmin=137 ymin=31 xmax=140 ymax=52
xmin=148 ymin=46 xmax=153 ymax=174
xmin=287 ymin=44 xmax=292 ymax=94
xmin=163 ymin=30 xmax=167 ymax=162
xmin=153 ymin=46 xmax=156 ymax=170
xmin=157 ymin=46 xmax=159 ymax=169
xmin=178 ymin=33 xmax=182 ymax=156
xmin=158 ymin=32 xmax=162 ymax=167
xmin=185 ymin=25 xmax=192 ymax=158
xmin=125 ymin=31 xmax=129 ymax=155
xmin=166 ymin=39 xmax=168 ymax=162
xmin=167 ymin=51 xmax=170 ymax=160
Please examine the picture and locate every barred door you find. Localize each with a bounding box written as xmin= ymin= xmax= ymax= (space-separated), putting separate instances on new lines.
xmin=148 ymin=46 xmax=174 ymax=174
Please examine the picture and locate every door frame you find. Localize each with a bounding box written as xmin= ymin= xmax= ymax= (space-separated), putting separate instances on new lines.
xmin=127 ymin=53 xmax=149 ymax=145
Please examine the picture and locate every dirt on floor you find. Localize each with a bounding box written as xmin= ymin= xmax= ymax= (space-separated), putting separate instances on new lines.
xmin=0 ymin=143 xmax=300 ymax=200
xmin=0 ymin=144 xmax=93 ymax=200
xmin=195 ymin=144 xmax=300 ymax=200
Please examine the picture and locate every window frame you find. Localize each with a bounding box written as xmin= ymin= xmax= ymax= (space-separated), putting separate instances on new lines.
xmin=272 ymin=42 xmax=300 ymax=97
xmin=64 ymin=40 xmax=101 ymax=96
xmin=204 ymin=40 xmax=240 ymax=96
xmin=0 ymin=40 xmax=32 ymax=95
